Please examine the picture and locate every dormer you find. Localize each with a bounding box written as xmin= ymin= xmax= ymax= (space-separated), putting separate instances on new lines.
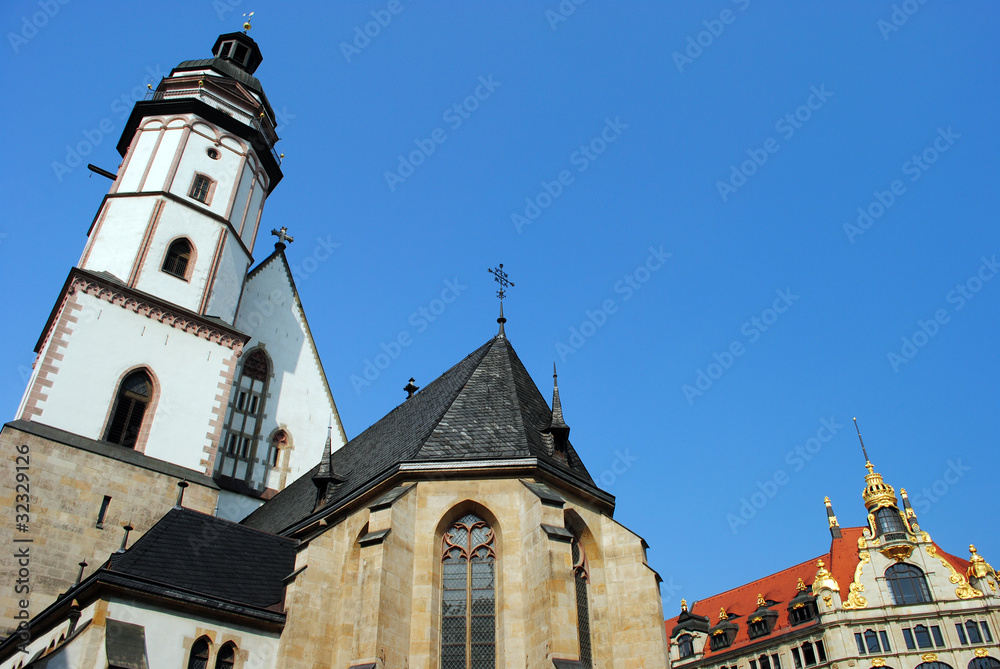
xmin=708 ymin=608 xmax=739 ymax=651
xmin=212 ymin=32 xmax=263 ymax=74
xmin=788 ymin=579 xmax=819 ymax=625
xmin=747 ymin=594 xmax=779 ymax=639
xmin=671 ymin=600 xmax=710 ymax=662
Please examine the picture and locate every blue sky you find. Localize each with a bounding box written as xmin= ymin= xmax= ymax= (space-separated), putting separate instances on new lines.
xmin=2 ymin=1 xmax=997 ymax=610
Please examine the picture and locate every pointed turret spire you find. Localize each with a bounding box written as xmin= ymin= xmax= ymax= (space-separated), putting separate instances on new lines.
xmin=312 ymin=418 xmax=343 ymax=506
xmin=900 ymin=488 xmax=918 ymax=529
xmin=488 ymin=263 xmax=514 ymax=337
xmin=550 ymin=364 xmax=568 ymax=430
xmin=824 ymin=496 xmax=841 ymax=539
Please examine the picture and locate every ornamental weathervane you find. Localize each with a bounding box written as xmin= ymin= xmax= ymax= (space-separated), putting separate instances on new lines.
xmin=488 ymin=263 xmax=514 ymax=336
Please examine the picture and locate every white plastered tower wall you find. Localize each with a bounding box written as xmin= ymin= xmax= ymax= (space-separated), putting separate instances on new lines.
xmin=229 ymin=249 xmax=348 ymax=489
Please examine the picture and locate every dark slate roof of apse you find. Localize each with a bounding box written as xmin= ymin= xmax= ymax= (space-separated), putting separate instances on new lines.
xmin=242 ymin=335 xmax=598 ymax=535
xmin=106 ymin=507 xmax=296 ymax=610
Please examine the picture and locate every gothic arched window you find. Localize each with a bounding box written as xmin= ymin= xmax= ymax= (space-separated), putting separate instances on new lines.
xmin=678 ymin=635 xmax=694 ymax=659
xmin=572 ymin=537 xmax=593 ymax=669
xmin=215 ymin=642 xmax=236 ymax=669
xmin=885 ymin=563 xmax=932 ymax=605
xmin=219 ymin=348 xmax=271 ymax=487
xmin=441 ymin=513 xmax=496 ymax=669
xmin=187 ymin=637 xmax=210 ymax=669
xmin=104 ymin=370 xmax=152 ymax=448
xmin=162 ymin=238 xmax=192 ymax=279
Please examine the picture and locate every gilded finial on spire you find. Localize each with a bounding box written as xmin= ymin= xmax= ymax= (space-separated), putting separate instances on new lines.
xmin=812 ymin=558 xmax=840 ymax=594
xmin=243 ymin=11 xmax=255 ymax=32
xmin=681 ymin=599 xmax=687 ymax=613
xmin=719 ymin=607 xmax=729 ymax=621
xmin=756 ymin=593 xmax=766 ymax=608
xmin=796 ymin=578 xmax=807 ymax=592
xmin=968 ymin=544 xmax=996 ymax=580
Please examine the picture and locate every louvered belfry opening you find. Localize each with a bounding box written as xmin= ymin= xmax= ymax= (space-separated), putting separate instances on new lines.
xmin=441 ymin=513 xmax=496 ymax=669
xmin=105 ymin=370 xmax=152 ymax=448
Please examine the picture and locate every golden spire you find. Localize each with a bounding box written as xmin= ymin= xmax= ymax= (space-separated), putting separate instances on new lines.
xmin=243 ymin=11 xmax=254 ymax=32
xmin=796 ymin=577 xmax=807 ymax=592
xmin=718 ymin=607 xmax=729 ymax=621
xmin=681 ymin=599 xmax=688 ymax=613
xmin=756 ymin=593 xmax=766 ymax=608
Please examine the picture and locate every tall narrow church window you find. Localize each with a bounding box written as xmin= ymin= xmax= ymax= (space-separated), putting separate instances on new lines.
xmin=219 ymin=349 xmax=271 ymax=487
xmin=187 ymin=637 xmax=210 ymax=669
xmin=215 ymin=643 xmax=236 ymax=669
xmin=885 ymin=563 xmax=932 ymax=605
xmin=104 ymin=370 xmax=152 ymax=448
xmin=190 ymin=174 xmax=214 ymax=203
xmin=441 ymin=513 xmax=496 ymax=669
xmin=162 ymin=239 xmax=192 ymax=279
xmin=572 ymin=538 xmax=593 ymax=669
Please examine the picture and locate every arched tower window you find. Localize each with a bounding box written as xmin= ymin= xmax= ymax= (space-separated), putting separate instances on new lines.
xmin=104 ymin=370 xmax=152 ymax=448
xmin=885 ymin=563 xmax=932 ymax=605
xmin=441 ymin=513 xmax=496 ymax=669
xmin=874 ymin=507 xmax=907 ymax=536
xmin=970 ymin=659 xmax=1000 ymax=669
xmin=187 ymin=637 xmax=211 ymax=669
xmin=677 ymin=634 xmax=693 ymax=659
xmin=162 ymin=238 xmax=192 ymax=279
xmin=572 ymin=537 xmax=593 ymax=668
xmin=915 ymin=663 xmax=954 ymax=669
xmin=219 ymin=348 xmax=271 ymax=487
xmin=269 ymin=429 xmax=287 ymax=467
xmin=215 ymin=642 xmax=237 ymax=669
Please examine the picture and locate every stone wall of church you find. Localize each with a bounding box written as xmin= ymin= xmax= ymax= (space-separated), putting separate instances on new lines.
xmin=0 ymin=424 xmax=218 ymax=633
xmin=274 ymin=475 xmax=669 ymax=668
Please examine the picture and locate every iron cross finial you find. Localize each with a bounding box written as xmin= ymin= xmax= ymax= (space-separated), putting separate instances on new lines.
xmin=271 ymin=227 xmax=294 ymax=245
xmin=488 ymin=263 xmax=514 ymax=302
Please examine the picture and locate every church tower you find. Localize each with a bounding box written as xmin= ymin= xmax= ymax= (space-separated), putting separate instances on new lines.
xmin=12 ymin=26 xmax=345 ymax=516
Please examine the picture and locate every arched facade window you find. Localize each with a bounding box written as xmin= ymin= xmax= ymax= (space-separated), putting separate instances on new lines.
xmin=441 ymin=513 xmax=496 ymax=669
xmin=915 ymin=662 xmax=954 ymax=669
xmin=268 ymin=429 xmax=287 ymax=468
xmin=970 ymin=658 xmax=1000 ymax=669
xmin=188 ymin=637 xmax=211 ymax=669
xmin=874 ymin=507 xmax=907 ymax=536
xmin=215 ymin=642 xmax=236 ymax=669
xmin=678 ymin=634 xmax=693 ymax=659
xmin=885 ymin=563 xmax=932 ymax=605
xmin=162 ymin=238 xmax=193 ymax=279
xmin=218 ymin=348 xmax=270 ymax=487
xmin=104 ymin=370 xmax=152 ymax=448
xmin=572 ymin=537 xmax=593 ymax=669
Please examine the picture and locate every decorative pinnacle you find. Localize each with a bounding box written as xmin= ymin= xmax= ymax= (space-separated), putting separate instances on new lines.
xmin=681 ymin=598 xmax=687 ymax=613
xmin=796 ymin=578 xmax=807 ymax=592
xmin=404 ymin=377 xmax=419 ymax=399
xmin=853 ymin=417 xmax=871 ymax=465
xmin=243 ymin=11 xmax=255 ymax=32
xmin=718 ymin=607 xmax=729 ymax=621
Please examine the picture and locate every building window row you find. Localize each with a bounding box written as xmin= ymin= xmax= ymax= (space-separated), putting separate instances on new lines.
xmin=187 ymin=636 xmax=236 ymax=669
xmin=790 ymin=640 xmax=826 ymax=669
xmin=902 ymin=624 xmax=945 ymax=650
xmin=955 ymin=619 xmax=993 ymax=645
xmin=855 ymin=629 xmax=892 ymax=655
xmin=750 ymin=653 xmax=783 ymax=669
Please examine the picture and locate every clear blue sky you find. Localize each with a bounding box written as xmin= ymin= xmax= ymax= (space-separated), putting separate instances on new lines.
xmin=2 ymin=1 xmax=997 ymax=610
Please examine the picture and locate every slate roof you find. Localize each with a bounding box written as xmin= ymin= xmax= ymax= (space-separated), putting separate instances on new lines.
xmin=107 ymin=507 xmax=296 ymax=610
xmin=664 ymin=527 xmax=974 ymax=658
xmin=243 ymin=335 xmax=598 ymax=535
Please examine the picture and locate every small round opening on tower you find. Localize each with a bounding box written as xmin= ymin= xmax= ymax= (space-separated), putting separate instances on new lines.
xmin=206 ymin=148 xmax=220 ymax=160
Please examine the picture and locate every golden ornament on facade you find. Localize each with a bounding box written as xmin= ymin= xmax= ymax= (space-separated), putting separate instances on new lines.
xmin=975 ymin=649 xmax=989 ymax=658
xmin=719 ymin=608 xmax=729 ymax=621
xmin=871 ymin=659 xmax=886 ymax=667
xmin=842 ymin=552 xmax=870 ymax=609
xmin=681 ymin=599 xmax=688 ymax=613
xmin=829 ymin=515 xmax=839 ymax=529
xmin=796 ymin=578 xmax=807 ymax=592
xmin=757 ymin=593 xmax=766 ymax=608
xmin=812 ymin=559 xmax=840 ymax=594
xmin=921 ymin=654 xmax=938 ymax=662
xmin=822 ymin=595 xmax=832 ymax=607
xmin=927 ymin=545 xmax=984 ymax=599
xmin=967 ymin=544 xmax=997 ymax=581
xmin=879 ymin=545 xmax=914 ymax=562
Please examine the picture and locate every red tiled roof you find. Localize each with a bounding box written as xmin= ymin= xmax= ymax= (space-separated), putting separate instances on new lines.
xmin=664 ymin=528 xmax=976 ymax=659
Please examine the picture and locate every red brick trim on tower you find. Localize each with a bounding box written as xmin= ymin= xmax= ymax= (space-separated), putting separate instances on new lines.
xmin=202 ymin=349 xmax=239 ymax=475
xmin=19 ymin=292 xmax=82 ymax=422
